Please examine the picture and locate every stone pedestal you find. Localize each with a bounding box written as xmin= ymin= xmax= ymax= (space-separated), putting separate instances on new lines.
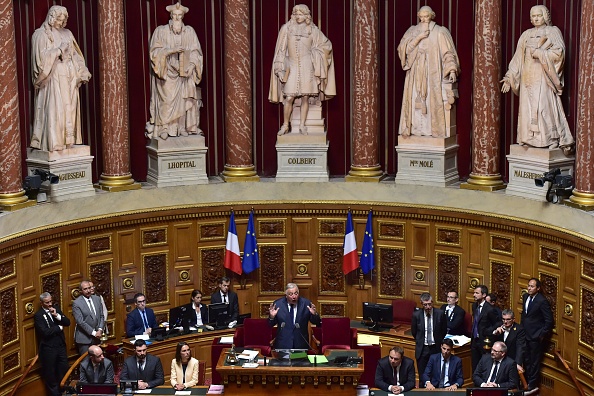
xmin=275 ymin=132 xmax=329 ymax=182
xmin=26 ymin=146 xmax=96 ymax=202
xmin=395 ymin=135 xmax=459 ymax=186
xmin=146 ymin=135 xmax=208 ymax=187
xmin=506 ymin=144 xmax=575 ymax=201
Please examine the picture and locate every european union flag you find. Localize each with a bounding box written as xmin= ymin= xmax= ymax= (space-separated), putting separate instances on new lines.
xmin=360 ymin=210 xmax=375 ymax=274
xmin=242 ymin=211 xmax=260 ymax=274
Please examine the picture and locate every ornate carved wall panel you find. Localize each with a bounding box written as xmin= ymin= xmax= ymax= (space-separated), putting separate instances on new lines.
xmin=142 ymin=253 xmax=168 ymax=304
xmin=579 ymin=353 xmax=593 ymax=378
xmin=579 ymin=286 xmax=594 ymax=350
xmin=378 ymin=246 xmax=404 ymax=298
xmin=318 ymin=218 xmax=345 ymax=237
xmin=87 ymin=235 xmax=112 ymax=256
xmin=490 ymin=234 xmax=513 ymax=255
xmin=436 ymin=251 xmax=461 ymax=304
xmin=2 ymin=351 xmax=19 ymax=376
xmin=89 ymin=260 xmax=113 ymax=312
xmin=540 ymin=244 xmax=560 ymax=268
xmin=318 ymin=245 xmax=345 ymax=294
xmin=318 ymin=301 xmax=346 ymax=317
xmin=259 ymin=245 xmax=285 ymax=293
xmin=40 ymin=272 xmax=62 ymax=309
xmin=200 ymin=247 xmax=226 ymax=296
xmin=0 ymin=258 xmax=15 ymax=282
xmin=141 ymin=227 xmax=167 ymax=247
xmin=173 ymin=223 xmax=195 ymax=262
xmin=0 ymin=286 xmax=18 ymax=347
xmin=436 ymin=227 xmax=461 ymax=246
xmin=540 ymin=272 xmax=559 ymax=331
xmin=40 ymin=245 xmax=60 ymax=267
xmin=378 ymin=221 xmax=405 ymax=240
xmin=199 ymin=222 xmax=226 ymax=241
xmin=582 ymin=257 xmax=594 ymax=282
xmin=259 ymin=219 xmax=285 ymax=237
xmin=491 ymin=261 xmax=512 ymax=310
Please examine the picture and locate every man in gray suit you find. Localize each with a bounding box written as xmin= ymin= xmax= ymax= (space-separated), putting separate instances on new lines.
xmin=73 ymin=280 xmax=105 ymax=355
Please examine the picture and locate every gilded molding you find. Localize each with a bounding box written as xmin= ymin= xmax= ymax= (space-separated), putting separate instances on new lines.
xmin=582 ymin=257 xmax=594 ymax=282
xmin=25 ymin=302 xmax=34 ymax=315
xmin=436 ymin=227 xmax=461 ymax=246
xmin=0 ymin=258 xmax=16 ymax=281
xmin=318 ymin=218 xmax=346 ymax=237
xmin=258 ymin=219 xmax=286 ymax=237
xmin=122 ymin=278 xmax=134 ymax=290
xmin=378 ymin=221 xmax=405 ymax=240
xmin=39 ymin=246 xmax=60 ymax=267
xmin=142 ymin=251 xmax=169 ymax=305
xmin=179 ymin=270 xmax=190 ymax=282
xmin=87 ymin=234 xmax=112 ymax=256
xmin=539 ymin=244 xmax=560 ymax=268
xmin=564 ymin=303 xmax=573 ymax=316
xmin=490 ymin=234 xmax=514 ymax=255
xmin=141 ymin=227 xmax=167 ymax=247
xmin=2 ymin=351 xmax=20 ymax=375
xmin=435 ymin=251 xmax=461 ymax=304
xmin=199 ymin=222 xmax=226 ymax=241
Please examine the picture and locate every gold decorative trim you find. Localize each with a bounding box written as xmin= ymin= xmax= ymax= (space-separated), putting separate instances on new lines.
xmin=490 ymin=259 xmax=513 ymax=309
xmin=582 ymin=257 xmax=594 ymax=283
xmin=460 ymin=173 xmax=506 ymax=191
xmin=25 ymin=302 xmax=34 ymax=315
xmin=198 ymin=222 xmax=227 ymax=241
xmin=0 ymin=190 xmax=35 ymax=211
xmin=378 ymin=220 xmax=405 ymax=240
xmin=567 ymin=190 xmax=594 ymax=210
xmin=122 ymin=278 xmax=134 ymax=290
xmin=2 ymin=351 xmax=21 ymax=375
xmin=377 ymin=245 xmax=405 ymax=299
xmin=469 ymin=278 xmax=480 ymax=289
xmin=520 ymin=288 xmax=527 ymax=298
xmin=578 ymin=285 xmax=594 ymax=352
xmin=87 ymin=234 xmax=112 ymax=256
xmin=318 ymin=243 xmax=346 ymax=295
xmin=436 ymin=227 xmax=461 ymax=247
xmin=258 ymin=243 xmax=286 ymax=294
xmin=318 ymin=218 xmax=346 ymax=238
xmin=1 ymin=285 xmax=20 ymax=347
xmin=578 ymin=353 xmax=594 ymax=378
xmin=258 ymin=218 xmax=286 ymax=238
xmin=39 ymin=246 xmax=61 ymax=267
xmin=141 ymin=251 xmax=170 ymax=305
xmin=95 ymin=174 xmax=141 ymax=192
xmin=539 ymin=244 xmax=560 ymax=267
xmin=490 ymin=234 xmax=514 ymax=255
xmin=179 ymin=270 xmax=190 ymax=282
xmin=564 ymin=303 xmax=573 ymax=316
xmin=0 ymin=258 xmax=16 ymax=281
xmin=141 ymin=227 xmax=168 ymax=247
xmin=435 ymin=251 xmax=462 ymax=304
xmin=296 ymin=264 xmax=307 ymax=276
xmin=414 ymin=270 xmax=425 ymax=282
xmin=221 ymin=165 xmax=259 ymax=181
xmin=345 ymin=165 xmax=385 ymax=182
xmin=71 ymin=288 xmax=81 ymax=300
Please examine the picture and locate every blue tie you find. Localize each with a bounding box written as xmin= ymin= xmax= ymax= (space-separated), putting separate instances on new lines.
xmin=289 ymin=304 xmax=295 ymax=324
xmin=141 ymin=311 xmax=149 ymax=329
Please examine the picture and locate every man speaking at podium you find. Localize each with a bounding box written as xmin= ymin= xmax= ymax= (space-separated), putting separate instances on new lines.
xmin=268 ymin=283 xmax=321 ymax=350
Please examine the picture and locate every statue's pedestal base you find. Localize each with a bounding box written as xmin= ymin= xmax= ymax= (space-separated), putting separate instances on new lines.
xmin=395 ymin=135 xmax=459 ymax=187
xmin=26 ymin=146 xmax=96 ymax=202
xmin=275 ymin=132 xmax=329 ymax=182
xmin=146 ymin=135 xmax=208 ymax=188
xmin=506 ymin=144 xmax=575 ymax=201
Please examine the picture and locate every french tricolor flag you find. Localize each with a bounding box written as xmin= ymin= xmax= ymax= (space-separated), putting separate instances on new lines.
xmin=224 ymin=211 xmax=242 ymax=275
xmin=343 ymin=210 xmax=358 ymax=274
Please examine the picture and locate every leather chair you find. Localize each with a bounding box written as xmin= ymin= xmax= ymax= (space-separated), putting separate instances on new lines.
xmin=234 ymin=318 xmax=274 ymax=356
xmin=463 ymin=311 xmax=473 ymax=337
xmin=315 ymin=317 xmax=357 ymax=353
xmin=392 ymin=299 xmax=417 ymax=325
xmin=197 ymin=360 xmax=206 ymax=385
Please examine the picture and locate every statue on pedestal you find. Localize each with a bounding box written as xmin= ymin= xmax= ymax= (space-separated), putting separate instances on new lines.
xmin=269 ymin=4 xmax=336 ymax=136
xmin=30 ymin=5 xmax=92 ymax=152
xmin=501 ymin=5 xmax=574 ymax=153
xmin=397 ymin=6 xmax=460 ymax=138
xmin=146 ymin=2 xmax=203 ymax=140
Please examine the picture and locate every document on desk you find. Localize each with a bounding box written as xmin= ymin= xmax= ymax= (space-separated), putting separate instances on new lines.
xmin=135 ymin=390 xmax=152 ymax=394
xmin=219 ymin=336 xmax=234 ymax=344
xmin=446 ymin=334 xmax=471 ymax=346
xmin=174 ymin=391 xmax=191 ymax=395
xmin=238 ymin=349 xmax=259 ymax=360
xmin=357 ymin=333 xmax=380 ymax=345
xmin=307 ymin=355 xmax=328 ymax=364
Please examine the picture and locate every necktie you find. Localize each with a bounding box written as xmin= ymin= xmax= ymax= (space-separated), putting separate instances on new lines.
xmin=489 ymin=360 xmax=499 ymax=383
xmin=223 ymin=294 xmax=228 ymax=304
xmin=526 ymin=296 xmax=533 ymax=313
xmin=439 ymin=359 xmax=447 ymax=388
xmin=138 ymin=360 xmax=145 ymax=380
xmin=141 ymin=311 xmax=149 ymax=329
xmin=46 ymin=311 xmax=54 ymax=325
xmin=289 ymin=304 xmax=295 ymax=324
xmin=472 ymin=306 xmax=480 ymax=338
xmin=87 ymin=298 xmax=96 ymax=317
xmin=93 ymin=364 xmax=100 ymax=383
xmin=426 ymin=314 xmax=434 ymax=344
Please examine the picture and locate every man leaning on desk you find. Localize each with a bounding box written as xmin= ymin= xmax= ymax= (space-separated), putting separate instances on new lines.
xmin=375 ymin=346 xmax=416 ymax=394
xmin=120 ymin=339 xmax=165 ymax=389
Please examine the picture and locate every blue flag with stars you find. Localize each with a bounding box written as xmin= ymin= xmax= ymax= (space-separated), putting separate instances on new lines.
xmin=242 ymin=210 xmax=260 ymax=274
xmin=360 ymin=210 xmax=375 ymax=274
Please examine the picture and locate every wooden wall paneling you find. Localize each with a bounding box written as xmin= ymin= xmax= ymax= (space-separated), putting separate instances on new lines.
xmin=65 ymin=238 xmax=84 ymax=280
xmin=410 ymin=222 xmax=430 ymax=261
xmin=349 ymin=284 xmax=374 ymax=320
xmin=23 ymin=322 xmax=36 ymax=363
xmin=582 ymin=256 xmax=594 ymax=283
xmin=199 ymin=246 xmax=226 ymax=297
xmin=258 ymin=244 xmax=286 ymax=294
xmin=40 ymin=271 xmax=62 ymax=310
xmin=561 ymin=250 xmax=579 ymax=295
xmin=39 ymin=244 xmax=61 ymax=268
xmin=540 ymin=271 xmax=560 ymax=334
xmin=377 ymin=245 xmax=405 ymax=299
xmin=0 ymin=285 xmax=19 ymax=348
xmin=173 ymin=288 xmax=194 ymax=309
xmin=142 ymin=252 xmax=169 ymax=305
xmin=490 ymin=233 xmax=514 ymax=256
xmin=117 ymin=229 xmax=138 ymax=268
xmin=435 ymin=251 xmax=462 ymax=305
xmin=173 ymin=222 xmax=196 ymax=263
xmin=198 ymin=221 xmax=226 ymax=242
xmin=292 ymin=218 xmax=312 ymax=254
xmin=467 ymin=229 xmax=485 ymax=269
xmin=490 ymin=260 xmax=513 ymax=311
xmin=17 ymin=251 xmax=34 ymax=294
xmin=318 ymin=300 xmax=346 ymax=317
xmin=87 ymin=234 xmax=112 ymax=257
xmin=318 ymin=244 xmax=345 ymax=295
xmin=436 ymin=226 xmax=462 ymax=247
xmin=578 ymin=286 xmax=594 ymax=352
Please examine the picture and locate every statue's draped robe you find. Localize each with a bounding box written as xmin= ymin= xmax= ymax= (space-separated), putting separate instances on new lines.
xmin=268 ymin=22 xmax=336 ymax=103
xmin=398 ymin=21 xmax=460 ymax=137
xmin=148 ymin=24 xmax=203 ymax=138
xmin=31 ymin=26 xmax=91 ymax=151
xmin=504 ymin=25 xmax=574 ymax=148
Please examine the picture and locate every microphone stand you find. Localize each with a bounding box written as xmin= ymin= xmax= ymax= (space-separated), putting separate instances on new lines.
xmin=294 ymin=323 xmax=317 ymax=366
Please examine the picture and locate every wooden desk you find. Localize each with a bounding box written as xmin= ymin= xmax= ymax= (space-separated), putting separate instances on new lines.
xmin=216 ymin=348 xmax=364 ymax=395
xmin=122 ymin=327 xmax=235 ymax=381
xmin=370 ymin=389 xmax=467 ymax=395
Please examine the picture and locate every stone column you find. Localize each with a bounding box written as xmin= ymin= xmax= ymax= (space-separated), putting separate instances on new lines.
xmin=0 ymin=0 xmax=35 ymax=210
xmin=346 ymin=0 xmax=384 ymax=182
xmin=95 ymin=0 xmax=140 ymax=191
xmin=220 ymin=0 xmax=258 ymax=182
xmin=567 ymin=0 xmax=594 ymax=210
xmin=460 ymin=0 xmax=506 ymax=191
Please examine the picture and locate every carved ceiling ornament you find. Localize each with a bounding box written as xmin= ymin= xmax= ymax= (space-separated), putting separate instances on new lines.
xmin=378 ymin=246 xmax=404 ymax=298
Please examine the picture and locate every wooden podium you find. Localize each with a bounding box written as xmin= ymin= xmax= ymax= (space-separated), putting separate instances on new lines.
xmin=216 ymin=348 xmax=364 ymax=395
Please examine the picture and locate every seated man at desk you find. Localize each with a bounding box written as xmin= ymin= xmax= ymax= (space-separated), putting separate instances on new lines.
xmin=79 ymin=345 xmax=114 ymax=384
xmin=421 ymin=338 xmax=463 ymax=390
xmin=126 ymin=293 xmax=158 ymax=337
xmin=473 ymin=341 xmax=519 ymax=389
xmin=210 ymin=277 xmax=239 ymax=325
xmin=120 ymin=339 xmax=164 ymax=389
xmin=182 ymin=289 xmax=208 ymax=327
xmin=375 ymin=346 xmax=416 ymax=394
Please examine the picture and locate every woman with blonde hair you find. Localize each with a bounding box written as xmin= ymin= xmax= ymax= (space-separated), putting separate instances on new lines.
xmin=170 ymin=341 xmax=199 ymax=389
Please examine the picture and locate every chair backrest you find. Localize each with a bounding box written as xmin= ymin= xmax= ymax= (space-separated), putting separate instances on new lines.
xmin=243 ymin=318 xmax=273 ymax=346
xmin=463 ymin=311 xmax=473 ymax=337
xmin=198 ymin=360 xmax=206 ymax=385
xmin=392 ymin=299 xmax=417 ymax=324
xmin=321 ymin=317 xmax=352 ymax=347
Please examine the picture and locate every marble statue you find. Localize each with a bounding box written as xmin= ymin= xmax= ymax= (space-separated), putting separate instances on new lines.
xmin=30 ymin=5 xmax=92 ymax=152
xmin=397 ymin=6 xmax=460 ymax=138
xmin=269 ymin=4 xmax=336 ymax=136
xmin=146 ymin=2 xmax=203 ymax=140
xmin=501 ymin=5 xmax=574 ymax=152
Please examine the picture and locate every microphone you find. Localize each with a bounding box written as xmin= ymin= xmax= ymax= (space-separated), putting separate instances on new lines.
xmin=279 ymin=322 xmax=286 ymax=331
xmin=294 ymin=323 xmax=317 ymax=366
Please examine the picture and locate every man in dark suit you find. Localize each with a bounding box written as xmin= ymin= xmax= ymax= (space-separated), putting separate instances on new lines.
xmin=421 ymin=338 xmax=464 ymax=390
xmin=34 ymin=292 xmax=71 ymax=396
xmin=120 ymin=339 xmax=164 ymax=389
xmin=492 ymin=309 xmax=526 ymax=375
xmin=182 ymin=289 xmax=209 ymax=327
xmin=440 ymin=290 xmax=466 ymax=335
xmin=521 ymin=277 xmax=553 ymax=390
xmin=473 ymin=341 xmax=519 ymax=389
xmin=79 ymin=345 xmax=114 ymax=383
xmin=267 ymin=282 xmax=321 ymax=350
xmin=126 ymin=293 xmax=158 ymax=337
xmin=471 ymin=284 xmax=502 ymax=372
xmin=73 ymin=280 xmax=105 ymax=355
xmin=411 ymin=292 xmax=447 ymax=382
xmin=210 ymin=276 xmax=240 ymax=324
xmin=375 ymin=346 xmax=416 ymax=394
xmin=486 ymin=293 xmax=503 ymax=320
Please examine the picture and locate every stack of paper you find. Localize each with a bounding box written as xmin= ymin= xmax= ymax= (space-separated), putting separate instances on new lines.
xmin=208 ymin=384 xmax=224 ymax=394
xmin=238 ymin=349 xmax=259 ymax=360
xmin=219 ymin=336 xmax=234 ymax=344
xmin=357 ymin=333 xmax=380 ymax=345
